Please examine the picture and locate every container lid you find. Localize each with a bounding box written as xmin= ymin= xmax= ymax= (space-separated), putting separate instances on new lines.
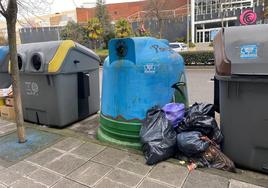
xmin=214 ymin=25 xmax=268 ymax=75
xmin=17 ymin=40 xmax=100 ymax=74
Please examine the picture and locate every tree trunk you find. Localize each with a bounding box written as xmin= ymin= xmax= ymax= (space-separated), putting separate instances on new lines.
xmin=159 ymin=19 xmax=163 ymax=39
xmin=94 ymin=40 xmax=97 ymax=50
xmin=6 ymin=0 xmax=26 ymax=143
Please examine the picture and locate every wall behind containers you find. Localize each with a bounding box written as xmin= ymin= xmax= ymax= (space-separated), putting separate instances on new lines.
xmin=19 ymin=17 xmax=188 ymax=45
xmin=132 ymin=16 xmax=188 ymax=42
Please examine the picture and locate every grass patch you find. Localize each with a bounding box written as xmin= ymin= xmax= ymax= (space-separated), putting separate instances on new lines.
xmin=95 ymin=49 xmax=108 ymax=56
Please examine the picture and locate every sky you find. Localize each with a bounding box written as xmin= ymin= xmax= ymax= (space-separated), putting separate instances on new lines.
xmin=50 ymin=0 xmax=141 ymax=13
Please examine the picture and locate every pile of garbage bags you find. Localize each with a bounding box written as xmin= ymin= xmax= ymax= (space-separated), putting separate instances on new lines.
xmin=140 ymin=103 xmax=236 ymax=172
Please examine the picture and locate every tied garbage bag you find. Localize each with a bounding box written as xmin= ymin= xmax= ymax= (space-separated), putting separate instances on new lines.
xmin=162 ymin=103 xmax=185 ymax=128
xmin=177 ymin=131 xmax=210 ymax=157
xmin=176 ymin=134 xmax=236 ymax=172
xmin=177 ymin=103 xmax=223 ymax=144
xmin=201 ymin=144 xmax=236 ymax=172
xmin=140 ymin=106 xmax=177 ymax=165
xmin=192 ymin=137 xmax=236 ymax=172
xmin=186 ymin=103 xmax=215 ymax=117
xmin=178 ymin=115 xmax=223 ymax=144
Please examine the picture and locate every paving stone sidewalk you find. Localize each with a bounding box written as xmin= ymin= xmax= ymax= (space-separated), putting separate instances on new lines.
xmin=0 ymin=119 xmax=267 ymax=188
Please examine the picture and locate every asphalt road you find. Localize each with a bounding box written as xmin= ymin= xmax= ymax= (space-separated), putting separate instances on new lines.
xmin=99 ymin=67 xmax=215 ymax=105
xmin=186 ymin=68 xmax=215 ymax=105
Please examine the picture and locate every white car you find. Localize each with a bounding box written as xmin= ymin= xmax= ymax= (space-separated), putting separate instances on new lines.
xmin=169 ymin=42 xmax=188 ymax=52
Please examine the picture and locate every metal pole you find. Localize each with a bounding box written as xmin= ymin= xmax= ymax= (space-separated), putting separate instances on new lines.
xmin=191 ymin=0 xmax=195 ymax=43
xmin=57 ymin=28 xmax=60 ymax=40
xmin=187 ymin=0 xmax=190 ymax=47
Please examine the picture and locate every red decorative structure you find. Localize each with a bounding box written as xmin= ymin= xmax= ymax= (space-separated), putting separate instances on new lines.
xmin=240 ymin=10 xmax=257 ymax=25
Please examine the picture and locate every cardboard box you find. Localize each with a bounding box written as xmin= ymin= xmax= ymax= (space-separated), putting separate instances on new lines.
xmin=0 ymin=85 xmax=12 ymax=98
xmin=5 ymin=97 xmax=14 ymax=107
xmin=0 ymin=99 xmax=4 ymax=106
xmin=0 ymin=106 xmax=15 ymax=120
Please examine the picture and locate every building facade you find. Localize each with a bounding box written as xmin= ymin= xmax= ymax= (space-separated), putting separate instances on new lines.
xmin=18 ymin=0 xmax=189 ymax=44
xmin=191 ymin=0 xmax=265 ymax=43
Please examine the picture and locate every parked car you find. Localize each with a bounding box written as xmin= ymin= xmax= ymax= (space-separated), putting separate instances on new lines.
xmin=169 ymin=42 xmax=188 ymax=52
xmin=205 ymin=58 xmax=215 ymax=65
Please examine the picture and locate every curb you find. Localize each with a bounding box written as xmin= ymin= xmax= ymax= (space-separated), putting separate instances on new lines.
xmin=186 ymin=65 xmax=215 ymax=70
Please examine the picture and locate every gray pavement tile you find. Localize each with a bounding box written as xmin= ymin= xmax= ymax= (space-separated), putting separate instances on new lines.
xmin=8 ymin=161 xmax=38 ymax=176
xmin=0 ymin=124 xmax=16 ymax=134
xmin=71 ymin=142 xmax=106 ymax=159
xmin=45 ymin=154 xmax=87 ymax=176
xmin=68 ymin=161 xmax=112 ymax=187
xmin=107 ymin=168 xmax=143 ymax=187
xmin=148 ymin=162 xmax=189 ymax=188
xmin=9 ymin=177 xmax=46 ymax=188
xmin=52 ymin=138 xmax=84 ymax=152
xmin=91 ymin=148 xmax=128 ymax=166
xmin=26 ymin=148 xmax=64 ymax=166
xmin=125 ymin=153 xmax=147 ymax=164
xmin=0 ymin=120 xmax=13 ymax=126
xmin=0 ymin=158 xmax=11 ymax=168
xmin=0 ymin=169 xmax=23 ymax=186
xmin=117 ymin=160 xmax=152 ymax=176
xmin=117 ymin=153 xmax=152 ymax=175
xmin=51 ymin=178 xmax=89 ymax=188
xmin=229 ymin=179 xmax=265 ymax=188
xmin=138 ymin=178 xmax=173 ymax=188
xmin=183 ymin=170 xmax=229 ymax=188
xmin=0 ymin=166 xmax=4 ymax=172
xmin=68 ymin=115 xmax=99 ymax=139
xmin=95 ymin=178 xmax=130 ymax=188
xmin=29 ymin=169 xmax=62 ymax=187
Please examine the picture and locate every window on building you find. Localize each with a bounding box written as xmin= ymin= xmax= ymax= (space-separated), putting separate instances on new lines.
xmin=195 ymin=0 xmax=254 ymax=15
xmin=221 ymin=0 xmax=253 ymax=11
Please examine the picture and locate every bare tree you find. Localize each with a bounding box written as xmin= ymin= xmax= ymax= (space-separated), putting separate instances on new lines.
xmin=264 ymin=0 xmax=268 ymax=20
xmin=0 ymin=31 xmax=8 ymax=45
xmin=0 ymin=0 xmax=26 ymax=143
xmin=144 ymin=0 xmax=167 ymax=38
xmin=0 ymin=0 xmax=51 ymax=143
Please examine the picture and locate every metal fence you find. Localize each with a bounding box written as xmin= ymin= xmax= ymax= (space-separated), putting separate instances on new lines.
xmin=19 ymin=18 xmax=188 ymax=45
xmin=132 ymin=16 xmax=188 ymax=42
xmin=19 ymin=27 xmax=62 ymax=44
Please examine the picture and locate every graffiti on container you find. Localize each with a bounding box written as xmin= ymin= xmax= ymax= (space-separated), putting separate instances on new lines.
xmin=144 ymin=64 xmax=157 ymax=74
xmin=150 ymin=44 xmax=174 ymax=53
xmin=25 ymin=81 xmax=39 ymax=96
xmin=144 ymin=64 xmax=155 ymax=74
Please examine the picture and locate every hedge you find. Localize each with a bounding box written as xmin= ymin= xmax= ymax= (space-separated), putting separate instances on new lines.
xmin=180 ymin=51 xmax=214 ymax=65
xmin=97 ymin=51 xmax=215 ymax=66
xmin=99 ymin=55 xmax=107 ymax=64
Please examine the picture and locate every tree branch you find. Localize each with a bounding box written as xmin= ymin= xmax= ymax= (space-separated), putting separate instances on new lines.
xmin=0 ymin=1 xmax=7 ymax=17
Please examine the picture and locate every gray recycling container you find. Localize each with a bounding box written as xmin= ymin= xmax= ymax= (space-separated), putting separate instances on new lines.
xmin=214 ymin=25 xmax=268 ymax=173
xmin=17 ymin=40 xmax=100 ymax=127
xmin=0 ymin=46 xmax=11 ymax=89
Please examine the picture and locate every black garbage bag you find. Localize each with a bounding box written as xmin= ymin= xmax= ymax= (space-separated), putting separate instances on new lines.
xmin=176 ymin=103 xmax=223 ymax=144
xmin=177 ymin=131 xmax=210 ymax=157
xmin=140 ymin=106 xmax=177 ymax=165
xmin=185 ymin=103 xmax=215 ymax=118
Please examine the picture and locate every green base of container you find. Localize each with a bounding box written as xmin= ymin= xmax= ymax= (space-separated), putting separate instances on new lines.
xmin=97 ymin=114 xmax=142 ymax=150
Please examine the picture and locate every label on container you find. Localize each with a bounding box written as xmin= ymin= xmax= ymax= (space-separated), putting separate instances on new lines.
xmin=25 ymin=82 xmax=39 ymax=96
xmin=240 ymin=44 xmax=258 ymax=59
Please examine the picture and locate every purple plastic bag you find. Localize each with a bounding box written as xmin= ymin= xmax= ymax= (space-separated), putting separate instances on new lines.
xmin=162 ymin=103 xmax=185 ymax=128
